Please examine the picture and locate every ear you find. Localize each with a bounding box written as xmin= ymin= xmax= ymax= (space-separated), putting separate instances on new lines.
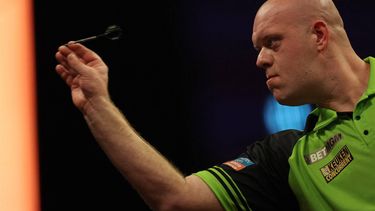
xmin=312 ymin=21 xmax=329 ymax=52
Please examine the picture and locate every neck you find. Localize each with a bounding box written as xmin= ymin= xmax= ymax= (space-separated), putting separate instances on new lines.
xmin=317 ymin=51 xmax=370 ymax=112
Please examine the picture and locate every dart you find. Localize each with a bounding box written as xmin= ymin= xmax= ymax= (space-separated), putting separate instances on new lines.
xmin=66 ymin=25 xmax=123 ymax=45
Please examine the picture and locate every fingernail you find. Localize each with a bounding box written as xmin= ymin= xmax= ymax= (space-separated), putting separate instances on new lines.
xmin=67 ymin=53 xmax=75 ymax=60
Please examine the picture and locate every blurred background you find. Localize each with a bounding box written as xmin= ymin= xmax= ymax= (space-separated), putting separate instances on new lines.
xmin=34 ymin=0 xmax=375 ymax=210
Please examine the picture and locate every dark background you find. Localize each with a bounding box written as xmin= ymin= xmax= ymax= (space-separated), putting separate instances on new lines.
xmin=34 ymin=0 xmax=375 ymax=210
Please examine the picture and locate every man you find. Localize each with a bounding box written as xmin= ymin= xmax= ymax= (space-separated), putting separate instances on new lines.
xmin=55 ymin=0 xmax=375 ymax=210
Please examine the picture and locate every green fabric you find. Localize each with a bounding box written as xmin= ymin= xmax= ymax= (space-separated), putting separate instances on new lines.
xmin=289 ymin=56 xmax=375 ymax=210
xmin=194 ymin=167 xmax=251 ymax=211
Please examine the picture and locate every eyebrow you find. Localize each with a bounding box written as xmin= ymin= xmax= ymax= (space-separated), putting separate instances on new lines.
xmin=252 ymin=34 xmax=259 ymax=51
xmin=253 ymin=34 xmax=282 ymax=51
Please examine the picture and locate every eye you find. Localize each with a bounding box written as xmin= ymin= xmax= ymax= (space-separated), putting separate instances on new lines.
xmin=265 ymin=39 xmax=274 ymax=48
xmin=264 ymin=36 xmax=281 ymax=50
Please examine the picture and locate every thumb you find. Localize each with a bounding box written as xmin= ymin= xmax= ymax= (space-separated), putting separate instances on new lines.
xmin=67 ymin=53 xmax=89 ymax=75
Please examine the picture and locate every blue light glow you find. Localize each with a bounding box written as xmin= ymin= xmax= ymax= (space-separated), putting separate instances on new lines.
xmin=263 ymin=95 xmax=312 ymax=133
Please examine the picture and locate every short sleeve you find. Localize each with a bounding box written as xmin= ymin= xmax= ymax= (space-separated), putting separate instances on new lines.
xmin=194 ymin=129 xmax=303 ymax=211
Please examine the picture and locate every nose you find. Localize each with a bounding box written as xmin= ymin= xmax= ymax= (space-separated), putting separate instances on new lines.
xmin=256 ymin=48 xmax=273 ymax=70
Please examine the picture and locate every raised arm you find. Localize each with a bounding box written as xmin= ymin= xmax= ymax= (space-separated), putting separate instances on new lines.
xmin=54 ymin=43 xmax=223 ymax=211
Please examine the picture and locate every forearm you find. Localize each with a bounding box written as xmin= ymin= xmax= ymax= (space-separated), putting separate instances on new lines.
xmin=55 ymin=43 xmax=220 ymax=210
xmin=82 ymin=96 xmax=186 ymax=210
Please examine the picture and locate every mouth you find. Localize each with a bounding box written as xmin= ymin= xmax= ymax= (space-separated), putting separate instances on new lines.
xmin=266 ymin=74 xmax=278 ymax=88
xmin=266 ymin=74 xmax=277 ymax=80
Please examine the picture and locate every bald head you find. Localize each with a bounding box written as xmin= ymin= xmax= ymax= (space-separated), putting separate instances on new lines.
xmin=252 ymin=0 xmax=351 ymax=54
xmin=251 ymin=0 xmax=365 ymax=107
xmin=255 ymin=0 xmax=344 ymax=30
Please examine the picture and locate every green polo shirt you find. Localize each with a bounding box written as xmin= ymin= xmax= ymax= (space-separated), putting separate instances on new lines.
xmin=289 ymin=57 xmax=375 ymax=210
xmin=195 ymin=57 xmax=375 ymax=211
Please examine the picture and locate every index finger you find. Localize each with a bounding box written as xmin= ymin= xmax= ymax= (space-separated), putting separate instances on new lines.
xmin=64 ymin=43 xmax=103 ymax=64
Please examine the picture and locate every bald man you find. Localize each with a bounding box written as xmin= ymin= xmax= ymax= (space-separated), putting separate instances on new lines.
xmin=55 ymin=0 xmax=375 ymax=210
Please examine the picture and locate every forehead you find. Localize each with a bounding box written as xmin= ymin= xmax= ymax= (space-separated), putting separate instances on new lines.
xmin=251 ymin=3 xmax=297 ymax=43
xmin=252 ymin=11 xmax=283 ymax=44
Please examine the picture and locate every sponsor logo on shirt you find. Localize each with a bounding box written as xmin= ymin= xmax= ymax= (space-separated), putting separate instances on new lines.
xmin=320 ymin=145 xmax=353 ymax=183
xmin=305 ymin=133 xmax=342 ymax=164
xmin=223 ymin=157 xmax=254 ymax=171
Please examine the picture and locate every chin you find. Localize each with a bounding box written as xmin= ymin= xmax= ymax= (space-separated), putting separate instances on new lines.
xmin=274 ymin=95 xmax=305 ymax=106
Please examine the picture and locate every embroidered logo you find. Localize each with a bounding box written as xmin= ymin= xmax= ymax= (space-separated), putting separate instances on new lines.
xmin=223 ymin=157 xmax=254 ymax=171
xmin=320 ymin=145 xmax=353 ymax=183
xmin=305 ymin=133 xmax=342 ymax=164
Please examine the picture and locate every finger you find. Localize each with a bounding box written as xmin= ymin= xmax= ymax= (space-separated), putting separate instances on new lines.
xmin=65 ymin=43 xmax=103 ymax=64
xmin=55 ymin=64 xmax=69 ymax=74
xmin=56 ymin=64 xmax=78 ymax=78
xmin=57 ymin=45 xmax=74 ymax=58
xmin=55 ymin=51 xmax=67 ymax=66
xmin=66 ymin=52 xmax=91 ymax=75
xmin=56 ymin=65 xmax=75 ymax=86
xmin=55 ymin=52 xmax=79 ymax=75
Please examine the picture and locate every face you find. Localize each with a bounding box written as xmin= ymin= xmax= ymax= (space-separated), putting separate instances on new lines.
xmin=252 ymin=2 xmax=319 ymax=105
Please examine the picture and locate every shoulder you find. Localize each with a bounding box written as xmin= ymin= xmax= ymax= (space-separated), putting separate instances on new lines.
xmin=246 ymin=129 xmax=304 ymax=161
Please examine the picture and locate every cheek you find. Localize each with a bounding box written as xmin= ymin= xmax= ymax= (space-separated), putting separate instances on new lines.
xmin=275 ymin=40 xmax=314 ymax=78
xmin=278 ymin=58 xmax=310 ymax=90
xmin=276 ymin=44 xmax=304 ymax=66
xmin=282 ymin=38 xmax=311 ymax=58
xmin=285 ymin=47 xmax=313 ymax=73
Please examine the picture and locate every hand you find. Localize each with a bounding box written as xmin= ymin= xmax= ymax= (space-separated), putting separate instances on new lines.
xmin=55 ymin=43 xmax=110 ymax=112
